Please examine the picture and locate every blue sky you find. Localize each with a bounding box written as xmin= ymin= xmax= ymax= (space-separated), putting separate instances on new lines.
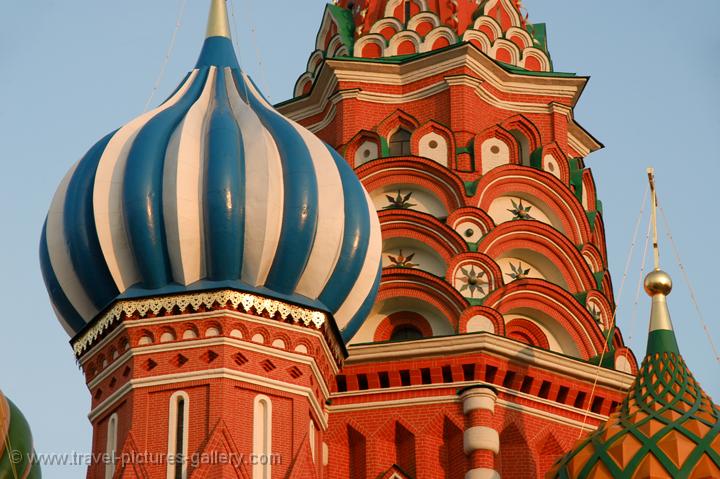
xmin=1 ymin=1 xmax=718 ymax=477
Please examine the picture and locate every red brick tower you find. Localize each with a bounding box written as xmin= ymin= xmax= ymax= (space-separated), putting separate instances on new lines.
xmin=78 ymin=293 xmax=345 ymax=479
xmin=40 ymin=2 xmax=382 ymax=479
xmin=278 ymin=1 xmax=641 ymax=477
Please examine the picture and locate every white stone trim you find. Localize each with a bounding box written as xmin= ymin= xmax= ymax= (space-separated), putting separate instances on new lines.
xmin=387 ymin=31 xmax=423 ymax=56
xmin=354 ymin=33 xmax=387 ymax=58
xmin=253 ymin=394 xmax=272 ymax=479
xmin=464 ymin=426 xmax=499 ymax=454
xmin=344 ymin=333 xmax=634 ymax=390
xmin=105 ymin=413 xmax=118 ymax=479
xmin=73 ymin=290 xmax=327 ymax=356
xmin=307 ymin=50 xmax=325 ymax=74
xmin=482 ymin=0 xmax=522 ymax=27
xmin=327 ymin=388 xmax=607 ymax=429
xmin=89 ymin=368 xmax=329 ymax=429
xmin=294 ymin=72 xmax=315 ymax=98
xmin=376 ymin=278 xmax=463 ymax=315
xmin=472 ymin=16 xmax=503 ymax=40
xmin=483 ymin=229 xmax=588 ymax=289
xmin=283 ymin=71 xmax=598 ymax=156
xmin=485 ymin=288 xmax=597 ymax=357
xmin=476 ymin=174 xmax=584 ymax=240
xmin=326 ymin=47 xmax=580 ymax=95
xmin=347 ymin=80 xmax=450 ymax=105
xmin=466 ymin=469 xmax=501 ymax=479
xmin=315 ymin=7 xmax=338 ymax=51
xmin=407 ymin=12 xmax=441 ymax=33
xmin=326 ymin=35 xmax=347 ymax=58
xmin=370 ymin=17 xmax=403 ymax=35
xmin=567 ymin=126 xmax=594 ymax=157
xmin=462 ymin=30 xmax=492 ymax=53
xmin=80 ymin=309 xmax=342 ymax=375
xmin=421 ymin=26 xmax=458 ymax=53
xmin=167 ymin=391 xmax=189 ymax=479
xmin=461 ymin=387 xmax=497 ymax=414
xmin=521 ymin=47 xmax=552 ymax=72
xmin=363 ymin=165 xmax=464 ymax=206
xmin=309 ymin=419 xmax=317 ymax=463
xmin=506 ymin=27 xmax=533 ymax=49
xmin=384 ymin=0 xmax=428 ymax=18
xmin=87 ymin=336 xmax=334 ymax=399
xmin=491 ymin=39 xmax=521 ymax=66
xmin=283 ymin=45 xmax=583 ymax=120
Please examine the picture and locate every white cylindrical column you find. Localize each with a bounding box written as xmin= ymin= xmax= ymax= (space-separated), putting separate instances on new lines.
xmin=460 ymin=386 xmax=500 ymax=479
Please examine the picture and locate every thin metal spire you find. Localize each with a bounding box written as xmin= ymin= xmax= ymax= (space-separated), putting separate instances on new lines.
xmin=643 ymin=168 xmax=679 ymax=354
xmin=647 ymin=167 xmax=660 ymax=270
xmin=207 ymin=0 xmax=232 ymax=39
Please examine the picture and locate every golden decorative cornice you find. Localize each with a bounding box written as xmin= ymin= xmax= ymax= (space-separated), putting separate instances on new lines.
xmin=72 ymin=290 xmax=327 ymax=357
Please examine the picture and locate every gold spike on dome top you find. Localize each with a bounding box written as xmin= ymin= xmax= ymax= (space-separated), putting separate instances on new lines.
xmin=644 ymin=168 xmax=680 ymax=356
xmin=206 ymin=0 xmax=232 ymax=39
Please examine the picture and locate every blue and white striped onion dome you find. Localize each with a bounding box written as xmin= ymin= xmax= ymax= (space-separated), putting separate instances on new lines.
xmin=40 ymin=1 xmax=382 ymax=342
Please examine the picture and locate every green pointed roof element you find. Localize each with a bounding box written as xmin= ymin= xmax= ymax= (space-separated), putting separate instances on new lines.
xmin=548 ymin=192 xmax=720 ymax=478
xmin=0 ymin=392 xmax=42 ymax=478
xmin=325 ymin=4 xmax=356 ymax=57
xmin=547 ymin=344 xmax=720 ymax=478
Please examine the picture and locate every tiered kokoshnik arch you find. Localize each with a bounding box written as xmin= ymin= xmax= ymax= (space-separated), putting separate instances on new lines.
xmin=278 ymin=0 xmax=642 ymax=477
xmin=283 ymin=0 xmax=635 ymax=378
xmin=296 ymin=0 xmax=553 ymax=96
xmin=0 ymin=390 xmax=41 ymax=479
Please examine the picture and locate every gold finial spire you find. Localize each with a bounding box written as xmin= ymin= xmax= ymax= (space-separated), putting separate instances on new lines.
xmin=206 ymin=0 xmax=232 ymax=39
xmin=643 ymin=169 xmax=678 ymax=354
xmin=647 ymin=167 xmax=660 ymax=270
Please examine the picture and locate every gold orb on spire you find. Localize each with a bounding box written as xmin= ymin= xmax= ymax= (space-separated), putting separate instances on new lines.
xmin=644 ymin=269 xmax=672 ymax=296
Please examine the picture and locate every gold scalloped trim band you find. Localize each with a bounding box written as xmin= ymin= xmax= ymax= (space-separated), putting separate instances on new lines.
xmin=72 ymin=290 xmax=327 ymax=357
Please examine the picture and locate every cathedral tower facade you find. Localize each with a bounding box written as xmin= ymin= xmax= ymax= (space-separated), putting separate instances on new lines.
xmin=277 ymin=1 xmax=641 ymax=477
xmin=39 ymin=1 xmax=652 ymax=478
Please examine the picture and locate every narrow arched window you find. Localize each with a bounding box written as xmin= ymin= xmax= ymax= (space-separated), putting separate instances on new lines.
xmin=389 ymin=128 xmax=412 ymax=156
xmin=510 ymin=130 xmax=531 ymax=166
xmin=253 ymin=395 xmax=273 ymax=479
xmin=105 ymin=413 xmax=118 ymax=479
xmin=167 ymin=392 xmax=189 ymax=479
xmin=309 ymin=419 xmax=317 ymax=463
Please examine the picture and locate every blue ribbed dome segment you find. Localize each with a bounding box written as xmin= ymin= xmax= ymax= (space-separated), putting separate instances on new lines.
xmin=40 ymin=34 xmax=382 ymax=339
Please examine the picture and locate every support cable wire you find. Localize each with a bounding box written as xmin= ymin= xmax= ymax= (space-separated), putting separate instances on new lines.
xmin=5 ymin=433 xmax=19 ymax=479
xmin=240 ymin=0 xmax=269 ymax=100
xmin=228 ymin=0 xmax=250 ymax=101
xmin=144 ymin=0 xmax=188 ymax=111
xmin=627 ymin=215 xmax=653 ymax=344
xmin=577 ymin=184 xmax=650 ymax=437
xmin=659 ymin=205 xmax=720 ymax=365
xmin=2 ymin=398 xmax=20 ymax=479
xmin=228 ymin=0 xmax=242 ymax=59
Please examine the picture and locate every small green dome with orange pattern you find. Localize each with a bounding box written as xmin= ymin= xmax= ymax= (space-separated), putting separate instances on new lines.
xmin=547 ymin=271 xmax=720 ymax=478
xmin=0 ymin=391 xmax=41 ymax=479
